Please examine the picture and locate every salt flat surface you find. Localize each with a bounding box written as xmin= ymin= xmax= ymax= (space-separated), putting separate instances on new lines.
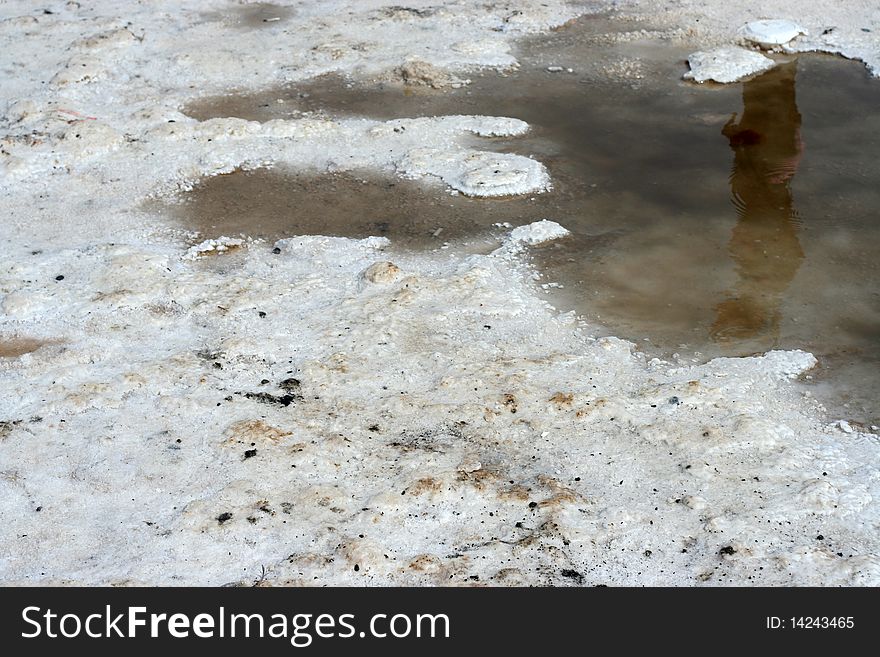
xmin=0 ymin=1 xmax=878 ymax=585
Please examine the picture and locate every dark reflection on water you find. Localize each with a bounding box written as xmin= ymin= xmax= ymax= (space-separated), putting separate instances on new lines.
xmin=712 ymin=62 xmax=805 ymax=343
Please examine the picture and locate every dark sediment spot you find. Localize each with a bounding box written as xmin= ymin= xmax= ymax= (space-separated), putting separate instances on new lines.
xmin=0 ymin=419 xmax=23 ymax=437
xmin=196 ymin=349 xmax=223 ymax=361
xmin=241 ymin=391 xmax=300 ymax=406
xmin=279 ymin=378 xmax=301 ymax=392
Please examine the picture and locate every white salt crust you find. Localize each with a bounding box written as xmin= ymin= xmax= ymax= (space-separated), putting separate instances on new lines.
xmin=0 ymin=0 xmax=878 ymax=586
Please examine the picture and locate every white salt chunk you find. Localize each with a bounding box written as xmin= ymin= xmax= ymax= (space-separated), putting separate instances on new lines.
xmin=739 ymin=19 xmax=808 ymax=48
xmin=508 ymin=220 xmax=570 ymax=245
xmin=683 ymin=46 xmax=775 ymax=84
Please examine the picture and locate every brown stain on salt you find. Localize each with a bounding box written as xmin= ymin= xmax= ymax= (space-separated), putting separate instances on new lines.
xmin=201 ymin=3 xmax=294 ymax=30
xmin=405 ymin=477 xmax=444 ymax=496
xmin=549 ymin=392 xmax=574 ymax=408
xmin=224 ymin=419 xmax=292 ymax=446
xmin=0 ymin=337 xmax=49 ymax=358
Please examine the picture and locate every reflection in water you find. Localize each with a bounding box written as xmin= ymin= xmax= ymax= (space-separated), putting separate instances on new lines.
xmin=712 ymin=62 xmax=805 ymax=343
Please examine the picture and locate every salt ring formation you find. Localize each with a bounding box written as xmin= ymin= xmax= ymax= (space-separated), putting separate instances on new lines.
xmin=0 ymin=1 xmax=879 ymax=586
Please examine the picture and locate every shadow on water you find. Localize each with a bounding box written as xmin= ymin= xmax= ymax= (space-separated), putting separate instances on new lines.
xmin=157 ymin=15 xmax=880 ymax=425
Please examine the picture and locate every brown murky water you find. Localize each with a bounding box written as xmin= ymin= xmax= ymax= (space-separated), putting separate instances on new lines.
xmin=161 ymin=169 xmax=550 ymax=248
xmin=201 ymin=2 xmax=294 ymax=29
xmin=166 ymin=15 xmax=880 ymax=425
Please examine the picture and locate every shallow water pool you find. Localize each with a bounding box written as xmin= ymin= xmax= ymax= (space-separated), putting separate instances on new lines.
xmin=169 ymin=15 xmax=880 ymax=425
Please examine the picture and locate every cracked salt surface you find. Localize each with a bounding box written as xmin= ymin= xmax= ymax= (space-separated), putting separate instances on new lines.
xmin=1 ymin=1 xmax=879 ymax=586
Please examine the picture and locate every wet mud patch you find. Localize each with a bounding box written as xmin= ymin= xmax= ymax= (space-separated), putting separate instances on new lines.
xmin=201 ymin=3 xmax=294 ymax=30
xmin=0 ymin=337 xmax=48 ymax=358
xmin=182 ymin=14 xmax=673 ymax=123
xmin=151 ymin=168 xmax=554 ymax=248
xmin=184 ymin=71 xmax=465 ymax=124
xmin=175 ymin=15 xmax=880 ymax=423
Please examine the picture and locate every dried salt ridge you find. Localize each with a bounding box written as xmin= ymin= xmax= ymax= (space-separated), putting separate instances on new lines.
xmin=398 ymin=118 xmax=550 ymax=197
xmin=738 ymin=15 xmax=880 ymax=78
xmin=675 ymin=4 xmax=880 ymax=83
xmin=4 ymin=112 xmax=549 ymax=199
xmin=683 ymin=46 xmax=777 ymax=84
xmin=183 ymin=237 xmax=245 ymax=260
xmin=1 ymin=0 xmax=879 ymax=586
xmin=684 ymin=19 xmax=808 ymax=84
xmin=738 ymin=19 xmax=808 ymax=49
xmin=508 ymin=220 xmax=570 ymax=245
